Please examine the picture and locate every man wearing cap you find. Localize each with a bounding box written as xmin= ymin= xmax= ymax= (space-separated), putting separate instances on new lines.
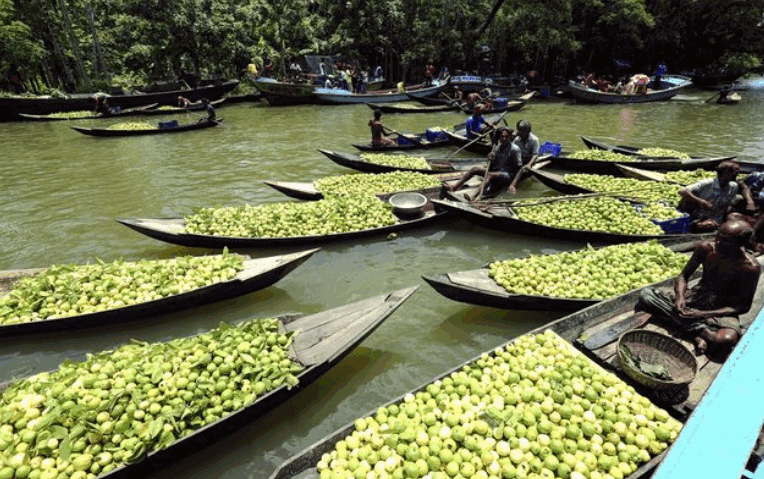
xmin=679 ymin=161 xmax=741 ymax=232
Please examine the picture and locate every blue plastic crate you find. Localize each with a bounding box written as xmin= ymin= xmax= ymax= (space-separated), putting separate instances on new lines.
xmin=493 ymin=97 xmax=508 ymax=108
xmin=158 ymin=120 xmax=179 ymax=129
xmin=425 ymin=128 xmax=448 ymax=142
xmin=397 ymin=134 xmax=417 ymax=146
xmin=539 ymin=142 xmax=562 ymax=156
xmin=635 ymin=204 xmax=691 ymax=234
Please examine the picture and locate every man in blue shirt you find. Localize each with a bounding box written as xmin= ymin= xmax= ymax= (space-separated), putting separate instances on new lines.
xmin=465 ymin=107 xmax=493 ymax=140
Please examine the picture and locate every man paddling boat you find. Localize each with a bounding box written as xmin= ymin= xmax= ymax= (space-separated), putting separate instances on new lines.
xmin=635 ymin=219 xmax=761 ymax=355
xmin=445 ymin=127 xmax=523 ymax=200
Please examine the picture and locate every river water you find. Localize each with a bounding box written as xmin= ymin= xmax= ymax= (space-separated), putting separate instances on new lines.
xmin=1 ymin=88 xmax=764 ymax=479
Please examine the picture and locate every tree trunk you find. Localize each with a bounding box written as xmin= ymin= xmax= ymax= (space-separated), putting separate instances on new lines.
xmin=59 ymin=0 xmax=91 ymax=89
xmin=86 ymin=5 xmax=111 ymax=83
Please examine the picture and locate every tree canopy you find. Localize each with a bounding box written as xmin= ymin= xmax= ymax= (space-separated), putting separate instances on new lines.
xmin=2 ymin=0 xmax=763 ymax=93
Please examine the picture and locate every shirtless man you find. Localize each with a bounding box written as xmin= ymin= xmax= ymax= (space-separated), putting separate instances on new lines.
xmin=635 ymin=219 xmax=761 ymax=354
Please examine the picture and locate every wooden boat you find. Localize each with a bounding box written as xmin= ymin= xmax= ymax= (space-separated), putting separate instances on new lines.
xmin=0 ymin=249 xmax=318 ymax=336
xmin=430 ymin=198 xmax=707 ymax=243
xmin=456 ymin=92 xmax=534 ymax=114
xmin=263 ymin=175 xmax=461 ymax=201
xmin=443 ymin=129 xmax=493 ymax=155
xmin=580 ymin=136 xmax=734 ymax=161
xmin=546 ymin=153 xmax=736 ymax=175
xmin=421 ymin=236 xmax=705 ymax=311
xmin=70 ymin=119 xmax=222 ymax=137
xmin=253 ymin=77 xmax=318 ymax=106
xmin=0 ymin=80 xmax=239 ymax=121
xmin=268 ymin=260 xmax=764 ymax=479
xmin=717 ymin=92 xmax=742 ymax=104
xmin=566 ymin=75 xmax=692 ymax=104
xmin=615 ymin=163 xmax=764 ymax=186
xmin=313 ymin=80 xmax=446 ymax=105
xmin=17 ymin=103 xmax=159 ymax=121
xmin=405 ymin=92 xmax=462 ymax=106
xmin=365 ymin=101 xmax=461 ymax=114
xmin=5 ymin=285 xmax=418 ymax=479
xmin=117 ymin=190 xmax=450 ymax=249
xmin=528 ymin=166 xmax=602 ymax=195
xmin=133 ymin=98 xmax=226 ymax=116
xmin=318 ymin=149 xmax=484 ymax=175
xmin=351 ymin=134 xmax=451 ymax=152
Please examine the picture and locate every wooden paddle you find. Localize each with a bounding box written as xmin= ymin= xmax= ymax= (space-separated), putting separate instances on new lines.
xmin=484 ymin=185 xmax=673 ymax=207
xmin=445 ymin=108 xmax=511 ymax=159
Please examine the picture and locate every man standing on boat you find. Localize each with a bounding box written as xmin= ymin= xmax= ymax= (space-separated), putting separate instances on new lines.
xmin=635 ymin=219 xmax=761 ymax=355
xmin=445 ymin=127 xmax=523 ymax=200
xmin=679 ymin=161 xmax=740 ymax=232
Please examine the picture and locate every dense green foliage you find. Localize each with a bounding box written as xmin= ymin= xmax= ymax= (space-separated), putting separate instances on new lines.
xmin=1 ymin=0 xmax=763 ymax=93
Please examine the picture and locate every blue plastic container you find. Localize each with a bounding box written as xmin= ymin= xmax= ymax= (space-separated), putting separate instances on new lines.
xmin=539 ymin=142 xmax=562 ymax=156
xmin=158 ymin=120 xmax=179 ymax=129
xmin=425 ymin=128 xmax=448 ymax=142
xmin=493 ymin=97 xmax=508 ymax=108
xmin=635 ymin=204 xmax=691 ymax=234
xmin=397 ymin=134 xmax=417 ymax=146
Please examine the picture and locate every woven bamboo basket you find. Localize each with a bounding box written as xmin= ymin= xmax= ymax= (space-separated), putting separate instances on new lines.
xmin=617 ymin=330 xmax=697 ymax=391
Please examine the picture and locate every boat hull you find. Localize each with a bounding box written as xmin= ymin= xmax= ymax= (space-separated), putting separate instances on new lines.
xmin=71 ymin=119 xmax=221 ymax=137
xmin=253 ymin=78 xmax=317 ymax=106
xmin=314 ymin=82 xmax=445 ymax=104
xmin=566 ymin=75 xmax=692 ymax=104
xmin=0 ymin=80 xmax=238 ymax=121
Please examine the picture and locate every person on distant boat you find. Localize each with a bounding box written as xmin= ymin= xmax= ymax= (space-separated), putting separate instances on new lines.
xmin=635 ymin=219 xmax=761 ymax=355
xmin=198 ymin=98 xmax=216 ymax=123
xmin=177 ymin=96 xmax=192 ymax=108
xmin=512 ymin=119 xmax=541 ymax=170
xmin=424 ymin=62 xmax=435 ymax=86
xmin=262 ymin=54 xmax=273 ymax=78
xmin=652 ymin=61 xmax=667 ymax=89
xmin=679 ymin=161 xmax=741 ymax=232
xmin=445 ymin=127 xmax=523 ymax=200
xmin=465 ymin=92 xmax=483 ymax=109
xmin=452 ymin=86 xmax=464 ymax=102
xmin=93 ymin=96 xmax=111 ymax=117
xmin=464 ymin=107 xmax=494 ymax=140
xmin=369 ymin=109 xmax=396 ymax=147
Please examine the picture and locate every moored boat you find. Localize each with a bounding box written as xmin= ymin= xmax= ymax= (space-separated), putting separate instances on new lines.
xmin=71 ymin=119 xmax=222 ymax=137
xmin=579 ymin=135 xmax=733 ymax=160
xmin=456 ymin=92 xmax=534 ymax=114
xmin=268 ymin=257 xmax=764 ymax=479
xmin=18 ymin=103 xmax=159 ymax=121
xmin=117 ymin=190 xmax=450 ymax=249
xmin=546 ymin=153 xmax=736 ymax=175
xmin=318 ymin=149 xmax=485 ymax=174
xmin=566 ymin=75 xmax=692 ymax=104
xmin=0 ymin=80 xmax=239 ymax=121
xmin=0 ymin=285 xmax=419 ymax=479
xmin=443 ymin=129 xmax=493 ymax=155
xmin=365 ymin=102 xmax=461 ymax=114
xmin=422 ymin=237 xmax=704 ymax=311
xmin=253 ymin=77 xmax=318 ymax=106
xmin=314 ymin=80 xmax=446 ymax=105
xmin=430 ymin=198 xmax=708 ymax=243
xmin=0 ymin=249 xmax=318 ymax=337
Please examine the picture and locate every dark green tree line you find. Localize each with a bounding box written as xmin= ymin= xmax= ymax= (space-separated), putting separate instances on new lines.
xmin=1 ymin=0 xmax=762 ymax=93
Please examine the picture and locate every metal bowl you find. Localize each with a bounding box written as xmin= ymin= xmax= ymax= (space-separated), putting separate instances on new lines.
xmin=389 ymin=192 xmax=428 ymax=216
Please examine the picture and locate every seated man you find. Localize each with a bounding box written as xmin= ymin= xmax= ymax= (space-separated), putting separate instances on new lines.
xmin=445 ymin=127 xmax=523 ymax=201
xmin=369 ymin=108 xmax=396 ymax=146
xmin=464 ymin=107 xmax=494 ymax=140
xmin=635 ymin=219 xmax=761 ymax=354
xmin=512 ymin=119 xmax=540 ymax=170
xmin=678 ymin=161 xmax=740 ymax=232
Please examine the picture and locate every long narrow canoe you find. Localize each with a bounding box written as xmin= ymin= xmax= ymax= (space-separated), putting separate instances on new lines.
xmin=430 ymin=198 xmax=708 ymax=243
xmin=264 ymin=174 xmax=463 ymax=201
xmin=118 ymin=191 xmax=449 ymax=249
xmin=351 ymin=134 xmax=451 ymax=152
xmin=616 ymin=162 xmax=764 ymax=184
xmin=0 ymin=249 xmax=318 ymax=336
xmin=268 ymin=260 xmax=764 ymax=479
xmin=18 ymin=103 xmax=160 ymax=121
xmin=318 ymin=149 xmax=485 ymax=175
xmin=443 ymin=129 xmax=494 ymax=155
xmin=566 ymin=75 xmax=692 ymax=104
xmin=546 ymin=154 xmax=736 ymax=175
xmin=365 ymin=102 xmax=461 ymax=114
xmin=528 ymin=167 xmax=594 ymax=195
xmin=3 ymin=286 xmax=419 ymax=479
xmin=456 ymin=92 xmax=534 ymax=114
xmin=580 ymin=135 xmax=728 ymax=159
xmin=421 ymin=236 xmax=706 ymax=311
xmin=71 ymin=119 xmax=221 ymax=137
xmin=133 ymin=98 xmax=226 ymax=116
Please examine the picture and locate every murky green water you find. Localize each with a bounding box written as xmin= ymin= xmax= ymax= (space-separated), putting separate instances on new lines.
xmin=1 ymin=89 xmax=764 ymax=478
